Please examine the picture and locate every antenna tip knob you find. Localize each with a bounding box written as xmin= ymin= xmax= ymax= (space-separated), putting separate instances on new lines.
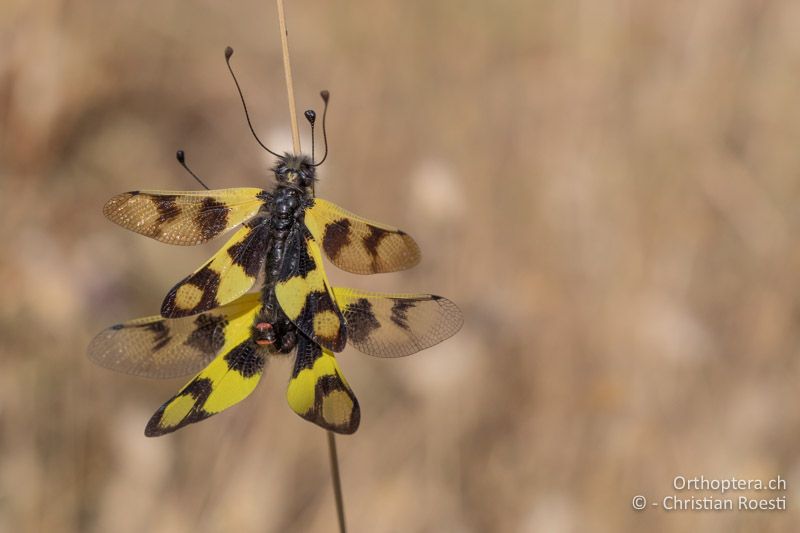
xmin=176 ymin=149 xmax=186 ymax=163
xmin=320 ymin=90 xmax=330 ymax=102
xmin=225 ymin=46 xmax=234 ymax=60
xmin=304 ymin=109 xmax=316 ymax=124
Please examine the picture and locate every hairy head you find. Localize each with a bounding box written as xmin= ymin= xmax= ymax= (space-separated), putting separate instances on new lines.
xmin=273 ymin=153 xmax=316 ymax=190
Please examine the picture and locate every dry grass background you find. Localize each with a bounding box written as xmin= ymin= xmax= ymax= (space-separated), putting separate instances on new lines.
xmin=2 ymin=0 xmax=800 ymax=531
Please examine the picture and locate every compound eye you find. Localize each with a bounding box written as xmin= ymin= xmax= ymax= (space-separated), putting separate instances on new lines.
xmin=274 ymin=167 xmax=289 ymax=181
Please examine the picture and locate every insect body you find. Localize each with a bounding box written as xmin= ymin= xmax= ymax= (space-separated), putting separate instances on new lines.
xmin=93 ymin=152 xmax=461 ymax=435
xmin=89 ymin=48 xmax=462 ymax=436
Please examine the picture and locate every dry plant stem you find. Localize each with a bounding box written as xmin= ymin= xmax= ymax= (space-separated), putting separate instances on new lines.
xmin=276 ymin=0 xmax=301 ymax=154
xmin=327 ymin=431 xmax=347 ymax=533
xmin=274 ymin=2 xmax=346 ymax=532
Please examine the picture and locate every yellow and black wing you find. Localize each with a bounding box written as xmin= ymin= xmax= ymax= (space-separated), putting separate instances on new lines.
xmin=143 ymin=302 xmax=265 ymax=437
xmin=334 ymin=288 xmax=463 ymax=358
xmin=286 ymin=334 xmax=360 ymax=434
xmin=144 ymin=340 xmax=266 ymax=437
xmin=103 ymin=188 xmax=268 ymax=245
xmin=275 ymin=225 xmax=347 ymax=352
xmin=88 ymin=294 xmax=261 ymax=379
xmin=161 ymin=218 xmax=270 ymax=318
xmin=305 ymin=198 xmax=420 ymax=274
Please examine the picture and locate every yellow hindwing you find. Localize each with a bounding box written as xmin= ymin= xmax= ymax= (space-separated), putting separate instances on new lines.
xmin=275 ymin=226 xmax=347 ymax=352
xmin=286 ymin=335 xmax=359 ymax=434
xmin=161 ymin=219 xmax=270 ymax=318
xmin=144 ymin=302 xmax=264 ymax=437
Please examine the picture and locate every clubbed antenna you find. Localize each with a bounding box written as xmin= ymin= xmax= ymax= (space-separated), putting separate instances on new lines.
xmin=176 ymin=150 xmax=210 ymax=190
xmin=304 ymin=109 xmax=317 ymax=161
xmin=312 ymin=90 xmax=330 ymax=166
xmin=225 ymin=46 xmax=281 ymax=158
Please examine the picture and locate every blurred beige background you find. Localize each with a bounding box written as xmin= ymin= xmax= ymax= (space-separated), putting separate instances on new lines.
xmin=3 ymin=0 xmax=800 ymax=531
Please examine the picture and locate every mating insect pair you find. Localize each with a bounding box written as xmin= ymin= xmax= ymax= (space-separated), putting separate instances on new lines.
xmin=88 ymin=47 xmax=463 ymax=436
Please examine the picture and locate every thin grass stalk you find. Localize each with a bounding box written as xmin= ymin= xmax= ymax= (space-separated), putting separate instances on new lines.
xmin=274 ymin=3 xmax=347 ymax=532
